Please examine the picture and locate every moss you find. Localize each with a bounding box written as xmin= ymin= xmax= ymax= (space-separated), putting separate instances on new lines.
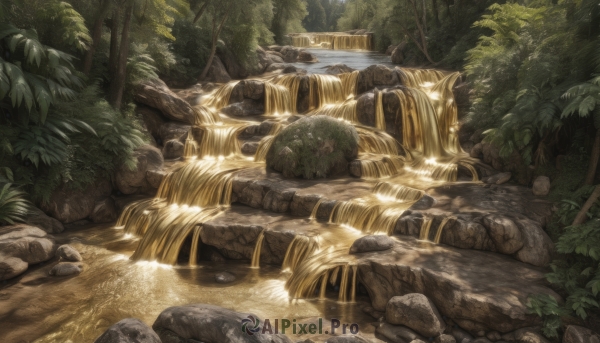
xmin=267 ymin=116 xmax=359 ymax=179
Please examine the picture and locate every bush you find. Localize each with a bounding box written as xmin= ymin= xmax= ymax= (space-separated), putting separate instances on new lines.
xmin=0 ymin=183 xmax=31 ymax=224
xmin=266 ymin=116 xmax=359 ymax=179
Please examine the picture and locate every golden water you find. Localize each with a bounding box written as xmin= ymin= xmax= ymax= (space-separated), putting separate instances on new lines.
xmin=289 ymin=33 xmax=373 ymax=51
xmin=0 ymin=56 xmax=484 ymax=342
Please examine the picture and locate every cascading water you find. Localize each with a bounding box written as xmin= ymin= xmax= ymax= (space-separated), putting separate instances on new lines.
xmin=288 ymin=33 xmax=373 ymax=51
xmin=114 ymin=64 xmax=478 ymax=305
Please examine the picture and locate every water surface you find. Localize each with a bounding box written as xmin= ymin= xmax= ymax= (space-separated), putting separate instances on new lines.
xmin=294 ymin=48 xmax=394 ymax=74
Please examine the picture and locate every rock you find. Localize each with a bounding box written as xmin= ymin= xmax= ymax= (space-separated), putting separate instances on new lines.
xmin=0 ymin=225 xmax=55 ymax=267
xmin=241 ymin=80 xmax=265 ymax=100
xmin=281 ymin=46 xmax=300 ymax=62
xmin=563 ymin=326 xmax=600 ymax=343
xmin=436 ymin=334 xmax=457 ymax=343
xmin=386 ymin=45 xmax=397 ymax=55
xmin=391 ymin=45 xmax=405 ymax=64
xmin=266 ymin=51 xmax=285 ymax=64
xmin=49 ymin=262 xmax=83 ymax=276
xmin=326 ymin=64 xmax=356 ymax=75
xmin=115 ymin=145 xmax=164 ymax=195
xmin=159 ymin=122 xmax=190 ymax=144
xmin=242 ymin=142 xmax=259 ymax=156
xmin=24 ymin=206 xmax=64 ymax=234
xmin=162 ymin=139 xmax=185 ymax=160
xmin=136 ymin=105 xmax=165 ymax=142
xmin=482 ymin=215 xmax=523 ymax=254
xmin=409 ymin=194 xmax=436 ymax=210
xmin=266 ymin=63 xmax=302 ymax=73
xmin=205 ymin=55 xmax=232 ymax=83
xmin=41 ymin=179 xmax=112 ymax=224
xmin=134 ymin=79 xmax=197 ymax=124
xmin=91 ymin=197 xmax=118 ymax=223
xmin=217 ymin=46 xmax=248 ymax=80
xmin=267 ymin=116 xmax=359 ymax=179
xmin=385 ymin=293 xmax=446 ymax=337
xmin=449 ymin=327 xmax=474 ymax=343
xmin=473 ymin=338 xmax=493 ymax=343
xmin=357 ymin=65 xmax=401 ymax=94
xmin=146 ymin=170 xmax=167 ymax=189
xmin=56 ymin=245 xmax=82 ymax=262
xmin=470 ymin=143 xmax=483 ymax=159
xmin=0 ymin=255 xmax=28 ymax=281
xmin=484 ymin=173 xmax=512 ymax=185
xmin=326 ymin=336 xmax=371 ymax=343
xmin=152 ymin=304 xmax=292 ymax=343
xmin=215 ymin=271 xmax=236 ymax=284
xmin=375 ymin=322 xmax=423 ymax=343
xmin=221 ymin=99 xmax=265 ymax=117
xmin=501 ymin=327 xmax=549 ymax=343
xmin=349 ymin=160 xmax=362 ymax=177
xmin=356 ymin=92 xmax=375 ymax=127
xmin=350 ymin=235 xmax=395 ymax=254
xmin=532 ymin=176 xmax=550 ymax=196
xmin=486 ymin=332 xmax=501 ymax=342
xmin=94 ymin=318 xmax=161 ymax=343
xmin=512 ymin=217 xmax=554 ymax=267
xmin=298 ymin=50 xmax=318 ymax=63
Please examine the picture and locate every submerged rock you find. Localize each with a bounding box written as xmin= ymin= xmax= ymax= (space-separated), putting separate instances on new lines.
xmin=49 ymin=262 xmax=83 ymax=276
xmin=56 ymin=245 xmax=82 ymax=262
xmin=94 ymin=318 xmax=161 ymax=343
xmin=350 ymin=235 xmax=395 ymax=254
xmin=385 ymin=293 xmax=446 ymax=337
xmin=326 ymin=64 xmax=356 ymax=75
xmin=214 ymin=271 xmax=236 ymax=284
xmin=152 ymin=304 xmax=292 ymax=343
xmin=266 ymin=116 xmax=359 ymax=179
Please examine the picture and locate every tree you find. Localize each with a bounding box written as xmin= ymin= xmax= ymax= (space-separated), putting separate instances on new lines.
xmin=271 ymin=0 xmax=307 ymax=44
xmin=303 ymin=0 xmax=327 ymax=32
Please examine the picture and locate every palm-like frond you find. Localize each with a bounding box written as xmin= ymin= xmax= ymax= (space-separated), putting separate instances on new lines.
xmin=0 ymin=182 xmax=30 ymax=224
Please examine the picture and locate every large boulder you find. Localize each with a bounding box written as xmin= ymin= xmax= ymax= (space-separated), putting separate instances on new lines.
xmin=266 ymin=116 xmax=359 ymax=179
xmin=563 ymin=326 xmax=600 ymax=343
xmin=0 ymin=224 xmax=56 ymax=280
xmin=391 ymin=42 xmax=408 ymax=64
xmin=40 ymin=179 xmax=112 ymax=224
xmin=152 ymin=304 xmax=292 ymax=343
xmin=115 ymin=145 xmax=164 ymax=195
xmin=94 ymin=318 xmax=161 ymax=343
xmin=91 ymin=197 xmax=118 ymax=223
xmin=205 ymin=55 xmax=232 ymax=83
xmin=356 ymin=92 xmax=375 ymax=127
xmin=385 ymin=293 xmax=446 ymax=337
xmin=134 ymin=79 xmax=197 ymax=124
xmin=482 ymin=215 xmax=523 ymax=254
xmin=357 ymin=65 xmax=401 ymax=94
xmin=217 ymin=46 xmax=248 ymax=80
xmin=281 ymin=46 xmax=300 ymax=62
xmin=136 ymin=105 xmax=166 ymax=142
xmin=24 ymin=206 xmax=64 ymax=233
xmin=326 ymin=64 xmax=356 ymax=75
xmin=159 ymin=122 xmax=190 ymax=144
xmin=162 ymin=140 xmax=185 ymax=160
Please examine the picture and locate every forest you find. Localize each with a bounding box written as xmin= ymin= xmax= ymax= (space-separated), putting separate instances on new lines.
xmin=0 ymin=0 xmax=600 ymax=341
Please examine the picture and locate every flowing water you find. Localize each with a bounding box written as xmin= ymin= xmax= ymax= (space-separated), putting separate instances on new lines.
xmin=0 ymin=49 xmax=477 ymax=342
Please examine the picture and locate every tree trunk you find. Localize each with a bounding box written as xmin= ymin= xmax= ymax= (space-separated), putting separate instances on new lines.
xmin=108 ymin=8 xmax=121 ymax=77
xmin=572 ymin=185 xmax=600 ymax=226
xmin=198 ymin=12 xmax=230 ymax=81
xmin=83 ymin=0 xmax=112 ymax=75
xmin=193 ymin=2 xmax=209 ymax=23
xmin=109 ymin=5 xmax=133 ymax=110
xmin=431 ymin=0 xmax=440 ymax=27
xmin=585 ymin=128 xmax=600 ymax=185
xmin=402 ymin=0 xmax=438 ymax=65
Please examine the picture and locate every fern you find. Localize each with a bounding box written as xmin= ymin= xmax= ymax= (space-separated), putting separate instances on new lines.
xmin=0 ymin=182 xmax=30 ymax=224
xmin=40 ymin=1 xmax=91 ymax=53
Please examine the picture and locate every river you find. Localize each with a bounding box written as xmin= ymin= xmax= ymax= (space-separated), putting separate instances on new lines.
xmin=293 ymin=48 xmax=394 ymax=74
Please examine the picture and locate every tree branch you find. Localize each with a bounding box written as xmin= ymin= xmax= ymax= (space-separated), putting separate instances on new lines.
xmin=572 ymin=185 xmax=600 ymax=226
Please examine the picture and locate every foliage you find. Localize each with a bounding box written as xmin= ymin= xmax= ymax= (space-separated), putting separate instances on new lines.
xmin=0 ymin=182 xmax=30 ymax=224
xmin=303 ymin=0 xmax=327 ymax=32
xmin=271 ymin=0 xmax=307 ymax=44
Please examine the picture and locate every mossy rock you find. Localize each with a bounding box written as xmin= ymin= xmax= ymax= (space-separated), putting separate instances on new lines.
xmin=266 ymin=115 xmax=359 ymax=179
